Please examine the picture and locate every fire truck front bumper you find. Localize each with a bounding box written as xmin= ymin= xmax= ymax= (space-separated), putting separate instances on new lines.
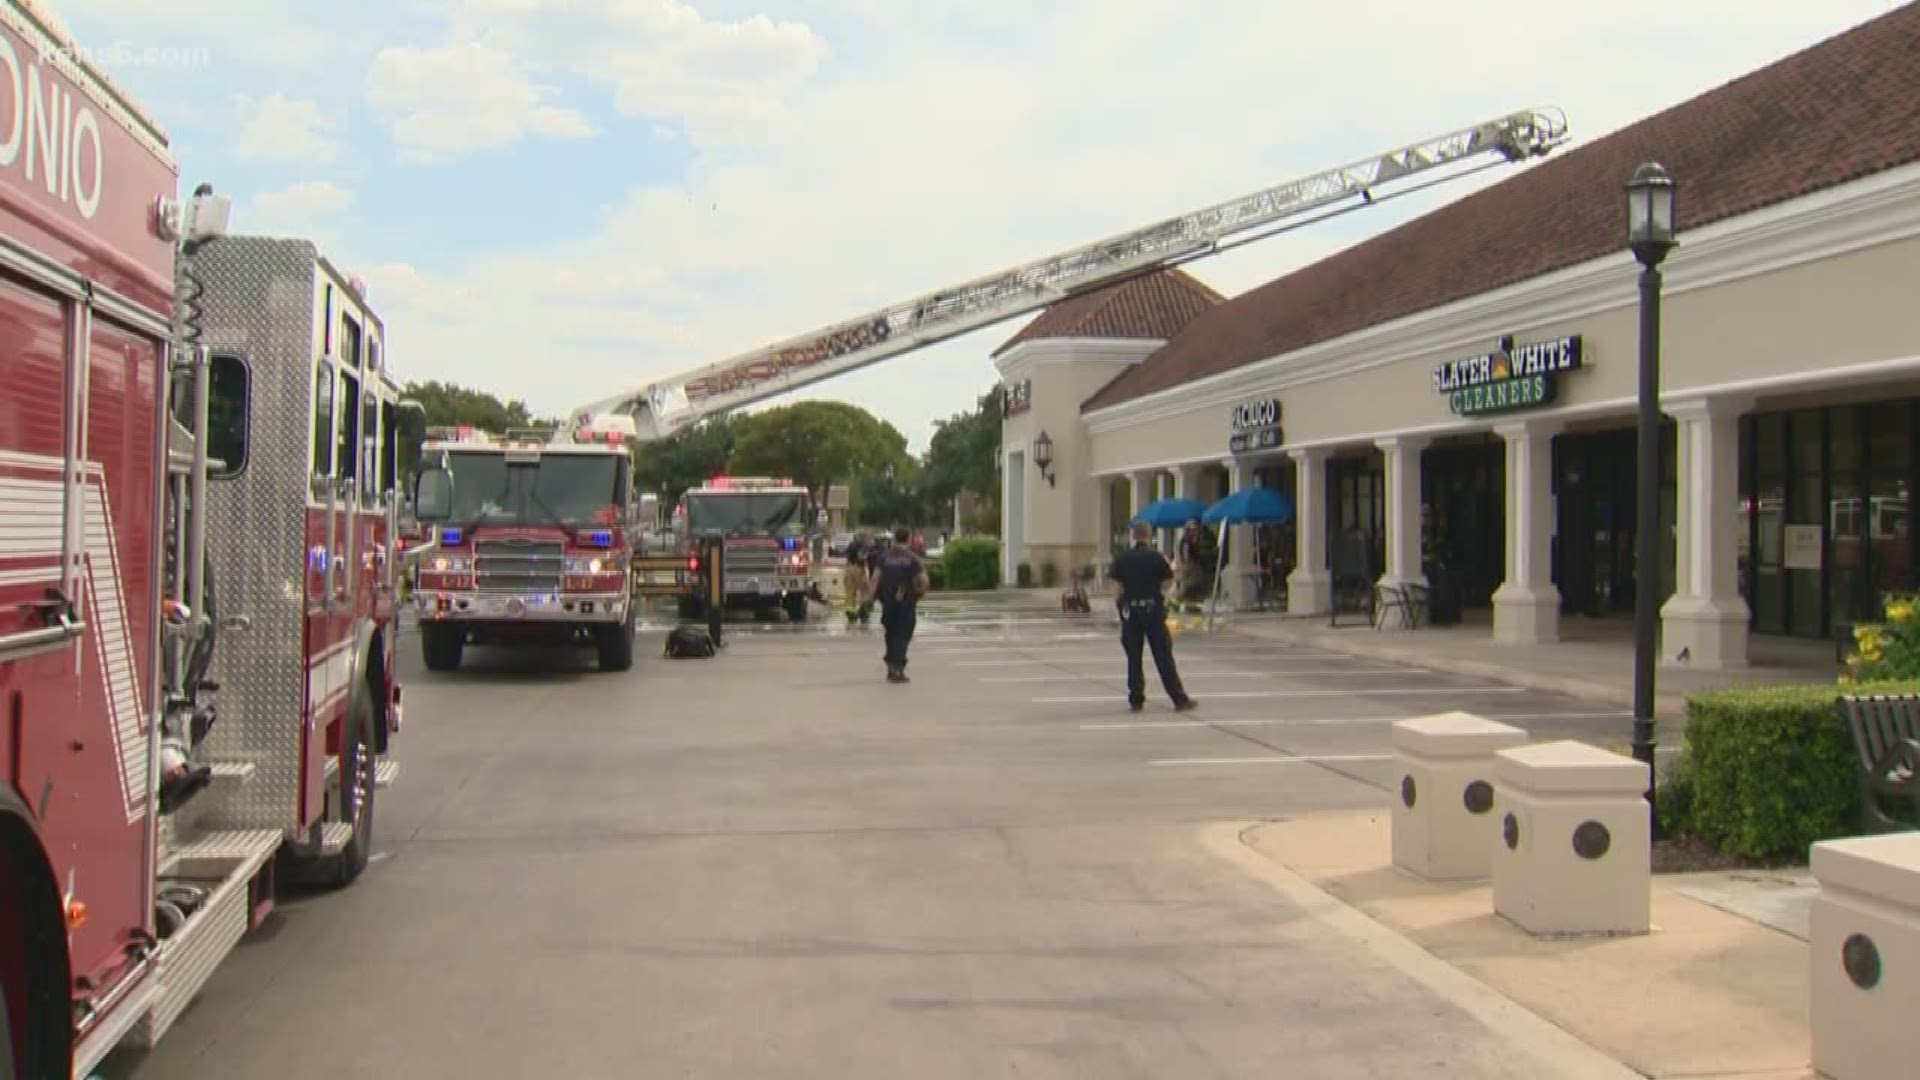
xmin=724 ymin=575 xmax=811 ymax=597
xmin=416 ymin=591 xmax=631 ymax=624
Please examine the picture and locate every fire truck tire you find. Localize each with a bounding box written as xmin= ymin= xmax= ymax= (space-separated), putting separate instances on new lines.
xmin=421 ymin=624 xmax=464 ymax=672
xmin=597 ymin=616 xmax=636 ymax=672
xmin=323 ymin=682 xmax=379 ymax=889
xmin=0 ymin=810 xmax=71 ymax=1080
xmin=784 ymin=593 xmax=809 ymax=623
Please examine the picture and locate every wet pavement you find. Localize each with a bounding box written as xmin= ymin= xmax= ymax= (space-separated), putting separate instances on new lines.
xmin=101 ymin=590 xmax=1646 ymax=1079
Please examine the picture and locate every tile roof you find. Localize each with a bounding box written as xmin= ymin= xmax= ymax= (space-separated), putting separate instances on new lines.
xmin=1082 ymin=2 xmax=1920 ymax=413
xmin=992 ymin=267 xmax=1224 ymax=358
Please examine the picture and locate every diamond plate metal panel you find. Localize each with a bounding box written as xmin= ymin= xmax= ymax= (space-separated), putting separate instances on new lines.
xmin=188 ymin=237 xmax=319 ymax=833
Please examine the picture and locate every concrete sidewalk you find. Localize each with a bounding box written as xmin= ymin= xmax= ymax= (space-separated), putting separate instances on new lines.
xmin=1213 ymin=611 xmax=1836 ymax=721
xmin=1226 ymin=812 xmax=1814 ymax=1080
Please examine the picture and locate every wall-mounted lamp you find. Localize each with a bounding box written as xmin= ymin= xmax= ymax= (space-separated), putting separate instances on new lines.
xmin=1033 ymin=430 xmax=1056 ymax=487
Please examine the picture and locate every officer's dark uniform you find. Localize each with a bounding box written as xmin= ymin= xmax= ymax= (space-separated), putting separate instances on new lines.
xmin=873 ymin=542 xmax=925 ymax=682
xmin=1106 ymin=540 xmax=1195 ymax=712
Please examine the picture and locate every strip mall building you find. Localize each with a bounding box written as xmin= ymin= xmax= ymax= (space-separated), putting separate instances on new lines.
xmin=994 ymin=3 xmax=1920 ymax=670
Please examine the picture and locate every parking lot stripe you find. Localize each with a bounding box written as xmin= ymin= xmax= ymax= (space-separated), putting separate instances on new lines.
xmin=980 ymin=668 xmax=1427 ymax=683
xmin=1034 ymin=687 xmax=1528 ymax=703
xmin=956 ymin=653 xmax=1352 ymax=667
xmin=1080 ymin=711 xmax=1633 ymax=730
xmin=1150 ymin=754 xmax=1394 ymax=766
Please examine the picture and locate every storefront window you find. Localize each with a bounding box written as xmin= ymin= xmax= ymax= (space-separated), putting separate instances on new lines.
xmin=1751 ymin=414 xmax=1786 ymax=634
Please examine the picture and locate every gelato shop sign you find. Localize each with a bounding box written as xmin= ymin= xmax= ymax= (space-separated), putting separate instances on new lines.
xmin=1432 ymin=334 xmax=1585 ymax=417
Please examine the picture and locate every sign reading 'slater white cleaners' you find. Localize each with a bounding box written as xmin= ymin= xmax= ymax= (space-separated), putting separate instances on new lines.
xmin=0 ymin=30 xmax=107 ymax=220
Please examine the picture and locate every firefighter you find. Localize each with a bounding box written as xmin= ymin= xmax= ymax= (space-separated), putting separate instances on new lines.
xmin=843 ymin=529 xmax=872 ymax=624
xmin=865 ymin=525 xmax=929 ymax=683
xmin=1107 ymin=519 xmax=1197 ymax=712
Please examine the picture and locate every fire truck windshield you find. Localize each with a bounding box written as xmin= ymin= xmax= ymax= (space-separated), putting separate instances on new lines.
xmin=443 ymin=451 xmax=626 ymax=527
xmin=687 ymin=492 xmax=807 ymax=536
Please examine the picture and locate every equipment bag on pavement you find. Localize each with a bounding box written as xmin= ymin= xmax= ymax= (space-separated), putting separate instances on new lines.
xmin=664 ymin=624 xmax=717 ymax=658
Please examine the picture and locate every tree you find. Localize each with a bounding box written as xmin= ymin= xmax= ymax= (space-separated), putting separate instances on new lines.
xmin=401 ymin=379 xmax=536 ymax=432
xmin=730 ymin=401 xmax=911 ymax=505
xmin=631 ymin=415 xmax=748 ymax=505
xmin=919 ymin=384 xmax=1003 ymax=531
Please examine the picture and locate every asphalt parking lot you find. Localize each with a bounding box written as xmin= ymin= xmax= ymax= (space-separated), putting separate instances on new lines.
xmin=105 ymin=591 xmax=1639 ymax=1079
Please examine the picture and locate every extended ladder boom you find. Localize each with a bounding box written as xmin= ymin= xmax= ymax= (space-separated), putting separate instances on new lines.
xmin=569 ymin=107 xmax=1569 ymax=442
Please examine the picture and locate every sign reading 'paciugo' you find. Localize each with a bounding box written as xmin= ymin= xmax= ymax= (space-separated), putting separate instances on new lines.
xmin=1228 ymin=397 xmax=1282 ymax=454
xmin=1432 ymin=334 xmax=1585 ymax=417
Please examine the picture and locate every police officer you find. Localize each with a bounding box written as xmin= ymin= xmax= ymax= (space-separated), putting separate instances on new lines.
xmin=1107 ymin=519 xmax=1196 ymax=712
xmin=865 ymin=525 xmax=929 ymax=683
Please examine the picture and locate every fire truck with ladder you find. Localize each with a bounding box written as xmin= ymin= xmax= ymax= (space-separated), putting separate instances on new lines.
xmin=408 ymin=419 xmax=641 ymax=672
xmin=0 ymin=3 xmax=405 ymax=1075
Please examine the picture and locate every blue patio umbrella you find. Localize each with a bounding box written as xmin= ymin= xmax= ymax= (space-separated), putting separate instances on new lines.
xmin=1202 ymin=486 xmax=1295 ymax=526
xmin=1132 ymin=497 xmax=1210 ymax=529
xmin=1201 ymin=486 xmax=1294 ymax=627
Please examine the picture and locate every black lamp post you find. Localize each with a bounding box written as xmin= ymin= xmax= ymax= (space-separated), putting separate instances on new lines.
xmin=1033 ymin=430 xmax=1056 ymax=487
xmin=1627 ymin=162 xmax=1677 ymax=833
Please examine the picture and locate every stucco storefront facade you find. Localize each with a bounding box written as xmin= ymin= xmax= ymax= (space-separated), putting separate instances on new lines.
xmin=994 ymin=4 xmax=1920 ymax=669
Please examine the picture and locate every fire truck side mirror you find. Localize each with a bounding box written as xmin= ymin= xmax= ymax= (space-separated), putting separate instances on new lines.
xmin=414 ymin=467 xmax=454 ymax=522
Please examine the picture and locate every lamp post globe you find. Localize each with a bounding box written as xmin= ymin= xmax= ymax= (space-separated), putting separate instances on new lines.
xmin=1627 ymin=162 xmax=1677 ymax=267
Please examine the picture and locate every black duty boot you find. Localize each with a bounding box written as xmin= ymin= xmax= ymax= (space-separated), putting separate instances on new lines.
xmin=1174 ymin=698 xmax=1198 ymax=712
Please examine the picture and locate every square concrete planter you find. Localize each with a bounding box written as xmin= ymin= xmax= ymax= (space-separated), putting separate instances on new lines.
xmin=1390 ymin=712 xmax=1529 ymax=881
xmin=1491 ymin=740 xmax=1650 ymax=935
xmin=1810 ymin=832 xmax=1920 ymax=1080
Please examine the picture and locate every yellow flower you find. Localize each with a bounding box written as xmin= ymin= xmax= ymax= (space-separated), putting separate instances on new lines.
xmin=1889 ymin=601 xmax=1915 ymax=623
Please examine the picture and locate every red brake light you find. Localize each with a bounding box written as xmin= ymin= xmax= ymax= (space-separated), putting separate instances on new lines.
xmin=688 ymin=556 xmax=700 ymax=571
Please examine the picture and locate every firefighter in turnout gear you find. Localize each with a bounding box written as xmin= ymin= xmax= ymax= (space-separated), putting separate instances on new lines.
xmin=1107 ymin=520 xmax=1197 ymax=712
xmin=865 ymin=526 xmax=929 ymax=682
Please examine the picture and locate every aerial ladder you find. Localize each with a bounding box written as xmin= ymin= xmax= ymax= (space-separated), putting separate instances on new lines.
xmin=564 ymin=107 xmax=1571 ymax=442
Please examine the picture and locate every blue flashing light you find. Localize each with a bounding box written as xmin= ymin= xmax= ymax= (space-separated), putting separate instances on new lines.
xmin=781 ymin=537 xmax=798 ymax=551
xmin=582 ymin=529 xmax=614 ymax=548
xmin=440 ymin=527 xmax=465 ymax=546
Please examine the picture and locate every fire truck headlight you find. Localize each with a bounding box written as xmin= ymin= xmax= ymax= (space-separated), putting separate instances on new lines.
xmin=564 ymin=556 xmax=607 ymax=575
xmin=431 ymin=556 xmax=450 ymax=573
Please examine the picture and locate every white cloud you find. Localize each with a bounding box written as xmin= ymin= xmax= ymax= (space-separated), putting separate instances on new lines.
xmin=365 ymin=40 xmax=595 ymax=162
xmin=432 ymin=0 xmax=829 ymax=149
xmin=369 ymin=0 xmax=1909 ymax=451
xmin=230 ymin=93 xmax=341 ymax=166
xmin=241 ymin=180 xmax=356 ymax=246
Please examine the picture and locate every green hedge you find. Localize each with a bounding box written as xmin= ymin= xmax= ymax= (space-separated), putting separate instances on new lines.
xmin=1662 ymin=680 xmax=1920 ymax=860
xmin=942 ymin=538 xmax=999 ymax=591
xmin=926 ymin=560 xmax=947 ymax=591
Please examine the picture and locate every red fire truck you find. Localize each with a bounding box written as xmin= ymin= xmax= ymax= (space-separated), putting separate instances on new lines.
xmin=0 ymin=4 xmax=403 ymax=1075
xmin=668 ymin=477 xmax=818 ymax=622
xmin=409 ymin=418 xmax=640 ymax=672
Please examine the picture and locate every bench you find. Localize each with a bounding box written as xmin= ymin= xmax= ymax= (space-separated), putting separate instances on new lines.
xmin=1837 ymin=693 xmax=1920 ymax=833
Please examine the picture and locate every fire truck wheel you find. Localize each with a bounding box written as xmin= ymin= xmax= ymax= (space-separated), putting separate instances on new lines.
xmin=323 ymin=682 xmax=378 ymax=889
xmin=421 ymin=624 xmax=464 ymax=672
xmin=597 ymin=615 xmax=636 ymax=672
xmin=784 ymin=593 xmax=809 ymax=623
xmin=0 ymin=818 xmax=71 ymax=1080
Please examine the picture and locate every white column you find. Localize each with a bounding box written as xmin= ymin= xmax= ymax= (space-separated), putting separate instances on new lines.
xmin=1223 ymin=458 xmax=1255 ymax=608
xmin=1376 ymin=435 xmax=1430 ymax=603
xmin=1094 ymin=477 xmax=1114 ymax=568
xmin=1492 ymin=420 xmax=1562 ymax=644
xmin=1288 ymin=447 xmax=1332 ymax=614
xmin=1661 ymin=397 xmax=1751 ymax=668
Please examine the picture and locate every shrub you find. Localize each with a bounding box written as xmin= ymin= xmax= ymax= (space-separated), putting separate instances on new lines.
xmin=1669 ymin=679 xmax=1920 ymax=861
xmin=1039 ymin=561 xmax=1060 ymax=588
xmin=942 ymin=538 xmax=999 ymax=591
xmin=926 ymin=560 xmax=946 ymax=592
xmin=1016 ymin=562 xmax=1033 ymax=587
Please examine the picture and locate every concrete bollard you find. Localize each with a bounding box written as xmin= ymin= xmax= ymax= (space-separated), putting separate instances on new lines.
xmin=1809 ymin=832 xmax=1920 ymax=1080
xmin=1390 ymin=712 xmax=1529 ymax=881
xmin=1491 ymin=740 xmax=1650 ymax=935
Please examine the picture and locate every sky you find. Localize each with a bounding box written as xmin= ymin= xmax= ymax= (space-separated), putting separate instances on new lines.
xmin=52 ymin=0 xmax=1911 ymax=452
